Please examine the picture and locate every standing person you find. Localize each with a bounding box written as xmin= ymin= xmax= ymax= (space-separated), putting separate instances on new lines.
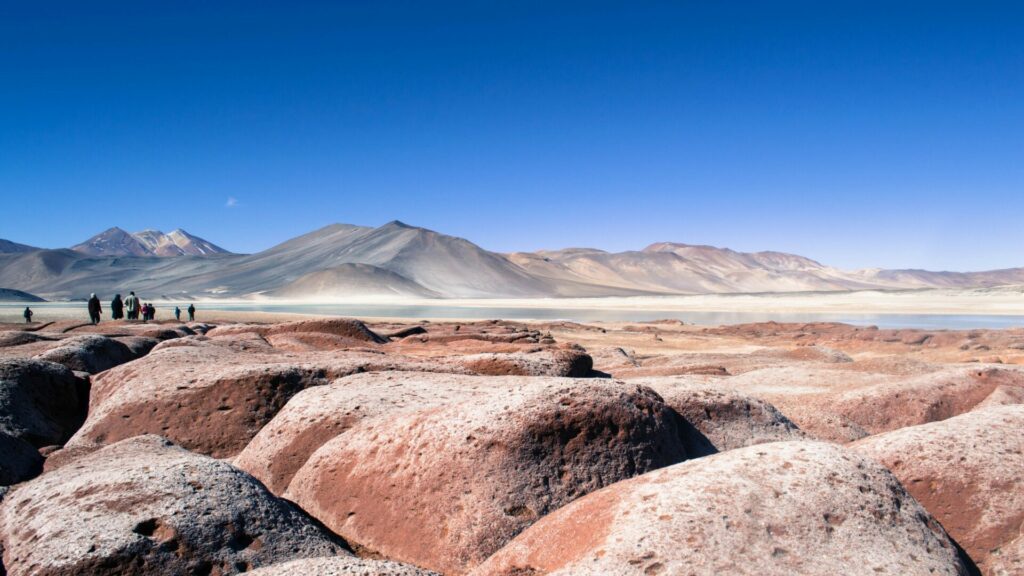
xmin=141 ymin=303 xmax=150 ymax=323
xmin=111 ymin=294 xmax=124 ymax=320
xmin=23 ymin=307 xmax=32 ymax=324
xmin=125 ymin=291 xmax=140 ymax=320
xmin=187 ymin=303 xmax=195 ymax=322
xmin=87 ymin=293 xmax=102 ymax=324
xmin=174 ymin=306 xmax=181 ymax=321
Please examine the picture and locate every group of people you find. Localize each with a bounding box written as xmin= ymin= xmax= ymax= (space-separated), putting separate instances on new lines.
xmin=83 ymin=292 xmax=195 ymax=324
xmin=21 ymin=294 xmax=197 ymax=324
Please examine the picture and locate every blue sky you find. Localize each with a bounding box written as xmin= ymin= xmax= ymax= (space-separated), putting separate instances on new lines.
xmin=1 ymin=1 xmax=1021 ymax=271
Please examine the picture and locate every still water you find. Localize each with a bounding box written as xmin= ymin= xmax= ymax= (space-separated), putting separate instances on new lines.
xmin=6 ymin=302 xmax=1019 ymax=330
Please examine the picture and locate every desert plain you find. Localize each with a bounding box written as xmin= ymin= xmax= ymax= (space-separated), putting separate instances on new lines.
xmin=0 ymin=307 xmax=1021 ymax=575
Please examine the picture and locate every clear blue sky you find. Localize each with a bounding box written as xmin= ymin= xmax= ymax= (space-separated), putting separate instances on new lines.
xmin=1 ymin=1 xmax=1021 ymax=271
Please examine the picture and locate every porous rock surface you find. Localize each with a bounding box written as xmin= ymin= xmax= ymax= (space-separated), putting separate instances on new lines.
xmin=246 ymin=556 xmax=440 ymax=576
xmin=725 ymin=365 xmax=1024 ymax=442
xmin=852 ymin=404 xmax=1024 ymax=574
xmin=458 ymin=346 xmax=592 ymax=377
xmin=32 ymin=334 xmax=136 ymax=374
xmin=473 ymin=441 xmax=973 ymax=576
xmin=206 ymin=318 xmax=388 ymax=344
xmin=989 ymin=528 xmax=1023 ymax=576
xmin=0 ymin=435 xmax=347 ymax=575
xmin=284 ymin=373 xmax=687 ymax=575
xmin=235 ymin=371 xmax=496 ymax=494
xmin=55 ymin=343 xmax=470 ymax=463
xmin=633 ymin=376 xmax=806 ymax=456
xmin=0 ymin=359 xmax=87 ymax=447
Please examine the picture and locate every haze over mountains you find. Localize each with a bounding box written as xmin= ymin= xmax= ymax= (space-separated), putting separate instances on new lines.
xmin=1 ymin=221 xmax=1023 ymax=300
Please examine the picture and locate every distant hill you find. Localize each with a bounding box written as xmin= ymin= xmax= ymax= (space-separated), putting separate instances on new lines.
xmin=0 ymin=239 xmax=40 ymax=254
xmin=0 ymin=288 xmax=45 ymax=302
xmin=72 ymin=227 xmax=231 ymax=258
xmin=1 ymin=221 xmax=1023 ymax=300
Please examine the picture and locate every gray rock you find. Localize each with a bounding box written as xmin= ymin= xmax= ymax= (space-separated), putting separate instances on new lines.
xmin=0 ymin=359 xmax=88 ymax=447
xmin=0 ymin=435 xmax=348 ymax=576
xmin=33 ymin=335 xmax=135 ymax=373
xmin=0 ymin=431 xmax=42 ymax=485
xmin=247 ymin=556 xmax=440 ymax=575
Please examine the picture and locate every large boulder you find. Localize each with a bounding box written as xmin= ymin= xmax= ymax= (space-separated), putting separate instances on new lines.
xmin=631 ymin=376 xmax=806 ymax=456
xmin=284 ymin=374 xmax=687 ymax=574
xmin=726 ymin=365 xmax=1024 ymax=442
xmin=206 ymin=318 xmax=387 ymax=345
xmin=0 ymin=431 xmax=42 ymax=486
xmin=0 ymin=359 xmax=88 ymax=447
xmin=852 ymin=405 xmax=1024 ymax=574
xmin=246 ymin=556 xmax=439 ymax=575
xmin=473 ymin=442 xmax=973 ymax=576
xmin=235 ymin=371 xmax=493 ymax=495
xmin=459 ymin=347 xmax=593 ymax=377
xmin=32 ymin=335 xmax=135 ymax=373
xmin=56 ymin=344 xmax=469 ymax=463
xmin=0 ymin=435 xmax=347 ymax=575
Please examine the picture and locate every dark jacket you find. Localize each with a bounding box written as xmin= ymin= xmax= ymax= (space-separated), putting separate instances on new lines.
xmin=87 ymin=296 xmax=102 ymax=315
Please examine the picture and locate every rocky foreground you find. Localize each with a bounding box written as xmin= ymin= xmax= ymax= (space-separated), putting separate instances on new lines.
xmin=0 ymin=317 xmax=1021 ymax=575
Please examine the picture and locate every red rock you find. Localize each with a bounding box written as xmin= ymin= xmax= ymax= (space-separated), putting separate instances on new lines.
xmin=990 ymin=528 xmax=1022 ymax=576
xmin=726 ymin=365 xmax=1024 ymax=442
xmin=235 ymin=371 xmax=493 ymax=495
xmin=633 ymin=376 xmax=806 ymax=455
xmin=55 ymin=344 xmax=470 ymax=463
xmin=852 ymin=405 xmax=1024 ymax=574
xmin=284 ymin=373 xmax=686 ymax=574
xmin=473 ymin=442 xmax=972 ymax=576
xmin=459 ymin=346 xmax=593 ymax=377
xmin=206 ymin=318 xmax=386 ymax=344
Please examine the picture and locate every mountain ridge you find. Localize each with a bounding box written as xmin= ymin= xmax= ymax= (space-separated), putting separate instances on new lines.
xmin=2 ymin=221 xmax=1023 ymax=300
xmin=71 ymin=227 xmax=231 ymax=258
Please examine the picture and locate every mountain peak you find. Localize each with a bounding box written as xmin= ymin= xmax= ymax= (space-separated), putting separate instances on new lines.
xmin=72 ymin=228 xmax=230 ymax=258
xmin=381 ymin=220 xmax=415 ymax=230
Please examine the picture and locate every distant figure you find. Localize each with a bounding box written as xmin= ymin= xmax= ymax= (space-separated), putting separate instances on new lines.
xmin=87 ymin=293 xmax=102 ymax=324
xmin=147 ymin=303 xmax=156 ymax=321
xmin=174 ymin=306 xmax=181 ymax=321
xmin=111 ymin=294 xmax=124 ymax=320
xmin=141 ymin=303 xmax=151 ymax=323
xmin=23 ymin=307 xmax=32 ymax=324
xmin=125 ymin=291 xmax=140 ymax=320
xmin=187 ymin=303 xmax=195 ymax=322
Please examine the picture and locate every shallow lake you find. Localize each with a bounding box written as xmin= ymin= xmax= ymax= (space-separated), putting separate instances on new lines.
xmin=5 ymin=301 xmax=1022 ymax=330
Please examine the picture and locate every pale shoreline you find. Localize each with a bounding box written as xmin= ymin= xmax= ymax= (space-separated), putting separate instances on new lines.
xmin=3 ymin=287 xmax=1024 ymax=326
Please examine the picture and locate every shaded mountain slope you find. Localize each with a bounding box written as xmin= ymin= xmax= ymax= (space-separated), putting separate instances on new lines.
xmin=0 ymin=239 xmax=40 ymax=254
xmin=269 ymin=264 xmax=440 ymax=298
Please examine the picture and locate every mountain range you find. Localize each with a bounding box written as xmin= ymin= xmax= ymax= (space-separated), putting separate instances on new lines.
xmin=1 ymin=221 xmax=1023 ymax=300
